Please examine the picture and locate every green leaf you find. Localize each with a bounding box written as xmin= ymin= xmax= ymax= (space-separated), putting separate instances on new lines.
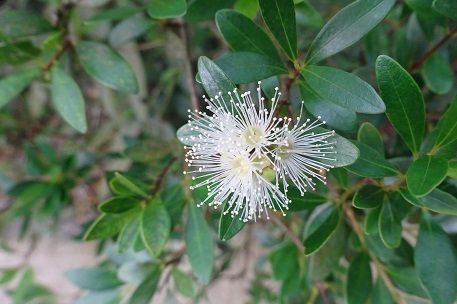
xmin=147 ymin=0 xmax=187 ymax=19
xmin=50 ymin=67 xmax=87 ymax=133
xmin=305 ymin=0 xmax=395 ymax=63
xmin=0 ymin=9 xmax=53 ymax=38
xmin=371 ymin=279 xmax=395 ymax=304
xmin=185 ymin=204 xmax=214 ymax=284
xmin=431 ymin=96 xmax=457 ymax=151
xmin=399 ymin=188 xmax=457 ymax=216
xmin=258 ymin=0 xmax=297 ymax=60
xmin=376 ymin=55 xmax=425 ymax=154
xmin=98 ymin=197 xmax=140 ymax=213
xmin=421 ymin=54 xmax=453 ymax=94
xmin=269 ymin=242 xmax=299 ymax=280
xmin=109 ymin=172 xmax=148 ymax=197
xmin=108 ymin=14 xmax=152 ymax=47
xmin=218 ymin=203 xmax=245 ymax=241
xmin=364 ymin=206 xmax=381 ymax=235
xmin=301 ymin=65 xmax=385 ymax=114
xmin=0 ymin=41 xmax=41 ymax=65
xmin=387 ymin=267 xmax=428 ymax=298
xmin=315 ymin=128 xmax=359 ymax=168
xmin=448 ymin=160 xmax=457 ymax=179
xmin=287 ymin=186 xmax=327 ymax=211
xmin=406 ymin=155 xmax=448 ymax=197
xmin=117 ymin=215 xmax=140 ymax=253
xmin=406 ymin=0 xmax=444 ymax=20
xmin=65 ymin=267 xmax=122 ymax=291
xmin=358 ymin=122 xmax=384 ymax=155
xmin=433 ymin=0 xmax=457 ymax=19
xmin=299 ymin=82 xmax=357 ymax=131
xmin=75 ymin=41 xmax=139 ymax=93
xmin=198 ymin=56 xmax=236 ymax=103
xmin=186 ymin=0 xmax=234 ymax=22
xmin=171 ymin=268 xmax=196 ymax=298
xmin=415 ymin=216 xmax=457 ymax=304
xmin=84 ymin=208 xmax=140 ymax=240
xmin=215 ymin=9 xmax=280 ymax=60
xmin=347 ymin=140 xmax=398 ymax=178
xmin=0 ymin=68 xmax=40 ymax=109
xmin=140 ymin=199 xmax=171 ymax=256
xmin=128 ymin=267 xmax=161 ymax=304
xmin=215 ymin=52 xmax=287 ymax=83
xmin=85 ymin=6 xmax=143 ymax=23
xmin=304 ymin=204 xmax=341 ymax=255
xmin=295 ymin=0 xmax=323 ymax=28
xmin=378 ymin=195 xmax=402 ymax=248
xmin=74 ymin=290 xmax=118 ymax=304
xmin=353 ymin=185 xmax=384 ymax=209
xmin=346 ymin=252 xmax=372 ymax=304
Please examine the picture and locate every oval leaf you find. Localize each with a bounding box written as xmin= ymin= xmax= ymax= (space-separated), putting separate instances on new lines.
xmin=171 ymin=267 xmax=197 ymax=298
xmin=84 ymin=208 xmax=139 ymax=240
xmin=140 ymin=199 xmax=171 ymax=256
xmin=406 ymin=155 xmax=448 ymax=197
xmin=128 ymin=267 xmax=161 ymax=304
xmin=378 ymin=196 xmax=402 ymax=248
xmin=219 ymin=203 xmax=246 ymax=241
xmin=358 ymin=122 xmax=384 ymax=155
xmin=431 ymin=96 xmax=457 ymax=151
xmin=399 ymin=188 xmax=457 ymax=216
xmin=353 ymin=185 xmax=384 ymax=209
xmin=198 ymin=56 xmax=236 ymax=104
xmin=98 ymin=196 xmax=140 ymax=213
xmin=108 ymin=14 xmax=152 ymax=47
xmin=147 ymin=0 xmax=187 ymax=19
xmin=304 ymin=204 xmax=341 ymax=255
xmin=346 ymin=252 xmax=373 ymax=304
xmin=421 ymin=53 xmax=453 ymax=95
xmin=287 ymin=186 xmax=327 ymax=211
xmin=0 ymin=68 xmax=40 ymax=109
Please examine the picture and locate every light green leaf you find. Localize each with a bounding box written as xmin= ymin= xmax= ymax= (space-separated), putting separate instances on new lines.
xmin=84 ymin=208 xmax=140 ymax=241
xmin=65 ymin=267 xmax=122 ymax=291
xmin=198 ymin=56 xmax=236 ymax=103
xmin=218 ymin=203 xmax=245 ymax=241
xmin=0 ymin=9 xmax=53 ymax=38
xmin=109 ymin=172 xmax=148 ymax=197
xmin=128 ymin=267 xmax=161 ymax=304
xmin=234 ymin=0 xmax=258 ymax=18
xmin=85 ymin=6 xmax=143 ymax=23
xmin=171 ymin=268 xmax=196 ymax=298
xmin=431 ymin=96 xmax=457 ymax=151
xmin=386 ymin=267 xmax=428 ymax=298
xmin=108 ymin=14 xmax=152 ymax=47
xmin=358 ymin=122 xmax=384 ymax=155
xmin=448 ymin=160 xmax=457 ymax=179
xmin=98 ymin=197 xmax=140 ymax=213
xmin=185 ymin=204 xmax=214 ymax=284
xmin=287 ymin=186 xmax=327 ymax=211
xmin=76 ymin=41 xmax=139 ymax=93
xmin=140 ymin=198 xmax=171 ymax=256
xmin=433 ymin=0 xmax=457 ymax=19
xmin=304 ymin=203 xmax=341 ymax=255
xmin=147 ymin=0 xmax=187 ymax=19
xmin=305 ymin=0 xmax=395 ymax=63
xmin=346 ymin=252 xmax=372 ymax=304
xmin=117 ymin=215 xmax=140 ymax=253
xmin=269 ymin=242 xmax=299 ymax=280
xmin=259 ymin=0 xmax=297 ymax=60
xmin=215 ymin=9 xmax=280 ymax=60
xmin=371 ymin=279 xmax=395 ymax=304
xmin=376 ymin=55 xmax=425 ymax=154
xmin=353 ymin=185 xmax=384 ymax=209
xmin=400 ymin=188 xmax=457 ymax=215
xmin=406 ymin=155 xmax=448 ymax=197
xmin=301 ymin=65 xmax=385 ymax=114
xmin=51 ymin=67 xmax=87 ymax=133
xmin=0 ymin=68 xmax=40 ymax=109
xmin=415 ymin=216 xmax=457 ymax=304
xmin=215 ymin=52 xmax=287 ymax=84
xmin=421 ymin=54 xmax=453 ymax=94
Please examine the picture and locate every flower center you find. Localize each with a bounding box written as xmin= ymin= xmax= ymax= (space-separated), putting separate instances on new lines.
xmin=243 ymin=125 xmax=264 ymax=146
xmin=277 ymin=140 xmax=294 ymax=160
xmin=231 ymin=156 xmax=252 ymax=177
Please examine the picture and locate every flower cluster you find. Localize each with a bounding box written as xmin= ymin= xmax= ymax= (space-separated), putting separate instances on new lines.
xmin=180 ymin=81 xmax=336 ymax=222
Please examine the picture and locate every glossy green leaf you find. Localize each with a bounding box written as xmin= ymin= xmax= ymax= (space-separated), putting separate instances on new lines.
xmin=128 ymin=267 xmax=161 ymax=304
xmin=305 ymin=0 xmax=395 ymax=63
xmin=433 ymin=0 xmax=457 ymax=19
xmin=84 ymin=208 xmax=140 ymax=240
xmin=315 ymin=128 xmax=359 ymax=168
xmin=287 ymin=186 xmax=327 ymax=211
xmin=353 ymin=185 xmax=384 ymax=209
xmin=215 ymin=52 xmax=287 ymax=84
xmin=421 ymin=54 xmax=453 ymax=94
xmin=198 ymin=56 xmax=236 ymax=103
xmin=431 ymin=96 xmax=457 ymax=151
xmin=0 ymin=68 xmax=40 ymax=109
xmin=406 ymin=155 xmax=448 ymax=197
xmin=76 ymin=41 xmax=139 ymax=93
xmin=399 ymin=188 xmax=457 ymax=215
xmin=117 ymin=215 xmax=140 ymax=253
xmin=215 ymin=9 xmax=280 ymax=60
xmin=0 ymin=9 xmax=53 ymax=38
xmin=171 ymin=268 xmax=196 ymax=298
xmin=185 ymin=204 xmax=214 ymax=284
xmin=108 ymin=14 xmax=152 ymax=47
xmin=140 ymin=199 xmax=171 ymax=256
xmin=378 ymin=195 xmax=402 ymax=248
xmin=347 ymin=141 xmax=398 ymax=178
xmin=259 ymin=0 xmax=297 ymax=60
xmin=346 ymin=252 xmax=372 ymax=304
xmin=218 ymin=203 xmax=245 ymax=241
xmin=66 ymin=267 xmax=122 ymax=291
xmin=109 ymin=173 xmax=147 ymax=197
xmin=301 ymin=65 xmax=385 ymax=114
xmin=376 ymin=55 xmax=425 ymax=154
xmin=51 ymin=67 xmax=87 ymax=133
xmin=85 ymin=6 xmax=143 ymax=23
xmin=98 ymin=197 xmax=140 ymax=213
xmin=304 ymin=204 xmax=341 ymax=255
xmin=415 ymin=216 xmax=457 ymax=304
xmin=147 ymin=0 xmax=187 ymax=19
xmin=358 ymin=122 xmax=384 ymax=155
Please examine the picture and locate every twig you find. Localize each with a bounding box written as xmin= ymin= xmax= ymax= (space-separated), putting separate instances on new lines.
xmin=271 ymin=215 xmax=305 ymax=253
xmin=149 ymin=157 xmax=177 ymax=197
xmin=410 ymin=26 xmax=457 ymax=72
xmin=43 ymin=38 xmax=72 ymax=71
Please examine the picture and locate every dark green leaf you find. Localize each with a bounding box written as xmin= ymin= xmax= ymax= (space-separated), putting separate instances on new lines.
xmin=364 ymin=206 xmax=381 ymax=235
xmin=140 ymin=199 xmax=171 ymax=256
xmin=448 ymin=160 xmax=457 ymax=179
xmin=431 ymin=96 xmax=457 ymax=151
xmin=305 ymin=0 xmax=395 ymax=63
xmin=108 ymin=14 xmax=152 ymax=47
xmin=128 ymin=266 xmax=161 ymax=304
xmin=406 ymin=0 xmax=444 ymax=20
xmin=215 ymin=9 xmax=280 ymax=60
xmin=76 ymin=41 xmax=139 ymax=93
xmin=0 ymin=68 xmax=40 ymax=109
xmin=378 ymin=195 xmax=402 ymax=248
xmin=287 ymin=186 xmax=327 ymax=211
xmin=301 ymin=65 xmax=385 ymax=114
xmin=304 ymin=204 xmax=341 ymax=255
xmin=259 ymin=0 xmax=297 ymax=60
xmin=98 ymin=197 xmax=140 ymax=213
xmin=347 ymin=141 xmax=399 ymax=178
xmin=218 ymin=203 xmax=245 ymax=241
xmin=51 ymin=67 xmax=87 ymax=133
xmin=406 ymin=155 xmax=448 ymax=197
xmin=421 ymin=54 xmax=453 ymax=94
xmin=400 ymin=188 xmax=457 ymax=215
xmin=269 ymin=242 xmax=299 ymax=280
xmin=376 ymin=55 xmax=425 ymax=154
xmin=358 ymin=122 xmax=384 ymax=155
xmin=117 ymin=215 xmax=140 ymax=253
xmin=109 ymin=172 xmax=148 ymax=197
xmin=415 ymin=216 xmax=457 ymax=304
xmin=0 ymin=41 xmax=41 ymax=65
xmin=433 ymin=0 xmax=457 ymax=19
xmin=215 ymin=52 xmax=287 ymax=84
xmin=0 ymin=9 xmax=53 ymax=38
xmin=65 ymin=267 xmax=122 ymax=291
xmin=346 ymin=252 xmax=372 ymax=304
xmin=387 ymin=266 xmax=428 ymax=298
xmin=371 ymin=279 xmax=394 ymax=304
xmin=84 ymin=208 xmax=140 ymax=240
xmin=147 ymin=0 xmax=187 ymax=19
xmin=198 ymin=56 xmax=235 ymax=103
xmin=171 ymin=268 xmax=196 ymax=298
xmin=185 ymin=204 xmax=214 ymax=284
xmin=85 ymin=6 xmax=143 ymax=23
xmin=295 ymin=0 xmax=323 ymax=28
xmin=353 ymin=185 xmax=384 ymax=209
xmin=186 ymin=0 xmax=234 ymax=22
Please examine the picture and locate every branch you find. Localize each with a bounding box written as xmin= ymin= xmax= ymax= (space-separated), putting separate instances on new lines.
xmin=149 ymin=157 xmax=177 ymax=197
xmin=43 ymin=38 xmax=72 ymax=72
